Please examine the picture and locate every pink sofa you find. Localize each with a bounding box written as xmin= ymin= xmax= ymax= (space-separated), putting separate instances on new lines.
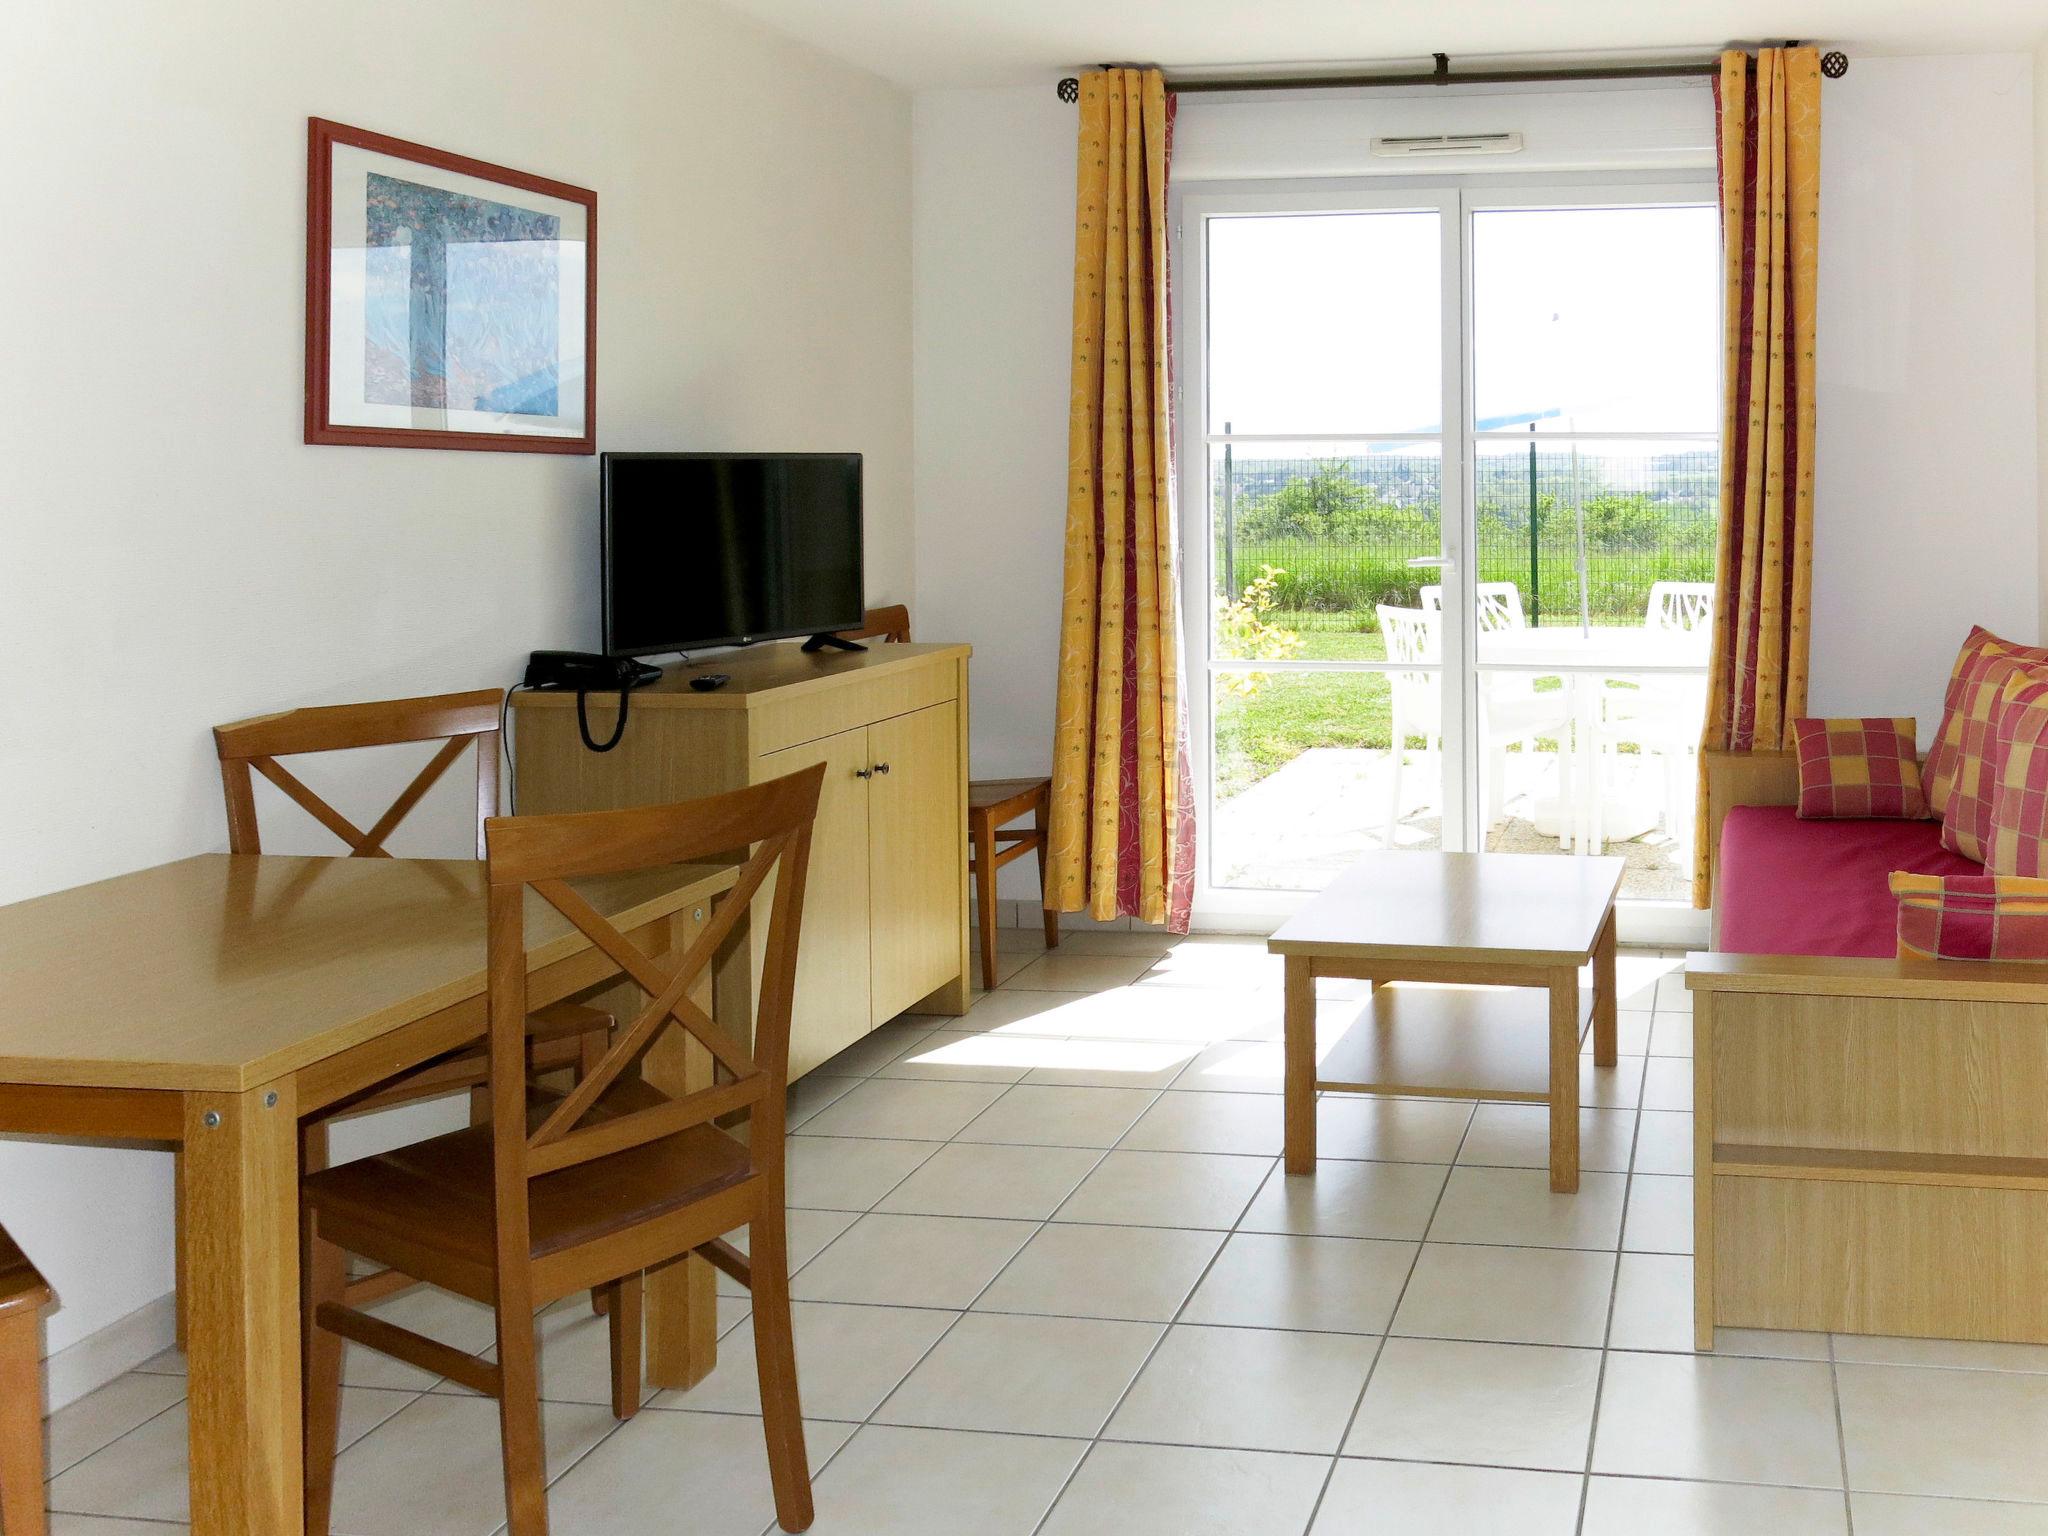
xmin=1715 ymin=803 xmax=1980 ymax=958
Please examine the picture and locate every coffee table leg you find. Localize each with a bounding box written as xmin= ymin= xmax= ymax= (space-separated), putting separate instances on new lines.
xmin=1283 ymin=955 xmax=1316 ymax=1175
xmin=1593 ymin=906 xmax=1618 ymax=1068
xmin=1549 ymin=968 xmax=1580 ymax=1193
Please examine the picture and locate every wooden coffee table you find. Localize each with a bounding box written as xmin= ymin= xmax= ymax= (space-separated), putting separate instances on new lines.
xmin=1269 ymin=852 xmax=1624 ymax=1192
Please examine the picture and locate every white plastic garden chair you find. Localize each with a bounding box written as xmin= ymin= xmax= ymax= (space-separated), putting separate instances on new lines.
xmin=1418 ymin=583 xmax=1574 ymax=838
xmin=1597 ymin=582 xmax=1716 ymax=867
xmin=1422 ymin=581 xmax=1526 ymax=635
xmin=1377 ymin=603 xmax=1573 ymax=849
xmin=1646 ymin=582 xmax=1716 ymax=635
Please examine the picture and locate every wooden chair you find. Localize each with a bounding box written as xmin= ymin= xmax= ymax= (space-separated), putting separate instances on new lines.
xmin=841 ymin=607 xmax=1061 ymax=986
xmin=970 ymin=780 xmax=1059 ymax=990
xmin=0 ymin=1225 xmax=53 ymax=1536
xmin=301 ymin=764 xmax=826 ymax=1536
xmin=213 ymin=690 xmax=613 ymax=1123
xmin=836 ymin=602 xmax=911 ymax=645
xmin=208 ymin=692 xmax=612 ymax=1319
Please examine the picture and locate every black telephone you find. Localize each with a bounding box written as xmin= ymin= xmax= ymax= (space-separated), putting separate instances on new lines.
xmin=522 ymin=651 xmax=661 ymax=753
xmin=523 ymin=650 xmax=662 ymax=692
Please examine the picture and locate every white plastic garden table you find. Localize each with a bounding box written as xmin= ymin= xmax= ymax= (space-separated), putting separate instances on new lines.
xmin=1475 ymin=627 xmax=1710 ymax=854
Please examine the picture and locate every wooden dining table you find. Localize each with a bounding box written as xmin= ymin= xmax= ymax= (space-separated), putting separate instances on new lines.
xmin=0 ymin=851 xmax=739 ymax=1534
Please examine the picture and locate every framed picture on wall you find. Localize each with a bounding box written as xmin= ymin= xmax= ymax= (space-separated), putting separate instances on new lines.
xmin=306 ymin=117 xmax=596 ymax=453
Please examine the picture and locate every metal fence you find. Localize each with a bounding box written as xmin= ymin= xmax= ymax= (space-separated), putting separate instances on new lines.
xmin=1212 ymin=446 xmax=1718 ymax=633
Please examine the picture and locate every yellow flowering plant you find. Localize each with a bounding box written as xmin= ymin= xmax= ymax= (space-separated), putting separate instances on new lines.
xmin=1214 ymin=565 xmax=1303 ymax=698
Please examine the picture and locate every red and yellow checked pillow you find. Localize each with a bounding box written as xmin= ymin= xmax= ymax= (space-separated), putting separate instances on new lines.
xmin=1925 ymin=627 xmax=2048 ymax=822
xmin=1792 ymin=718 xmax=1925 ymax=819
xmin=1891 ymin=871 xmax=2048 ymax=961
xmin=1941 ymin=655 xmax=2048 ymax=861
xmin=1984 ymin=677 xmax=2048 ymax=877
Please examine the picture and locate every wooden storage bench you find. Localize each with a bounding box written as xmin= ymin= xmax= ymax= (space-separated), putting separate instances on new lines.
xmin=1690 ymin=749 xmax=2048 ymax=1347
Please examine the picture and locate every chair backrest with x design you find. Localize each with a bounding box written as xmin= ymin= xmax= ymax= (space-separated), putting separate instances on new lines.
xmin=482 ymin=764 xmax=824 ymax=1220
xmin=213 ymin=690 xmax=504 ymax=860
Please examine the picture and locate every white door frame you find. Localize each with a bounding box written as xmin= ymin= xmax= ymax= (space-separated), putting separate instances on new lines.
xmin=1174 ymin=173 xmax=1717 ymax=942
xmin=1177 ymin=184 xmax=1470 ymax=926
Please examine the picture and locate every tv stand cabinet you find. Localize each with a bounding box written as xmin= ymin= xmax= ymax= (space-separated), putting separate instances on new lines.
xmin=512 ymin=641 xmax=973 ymax=1079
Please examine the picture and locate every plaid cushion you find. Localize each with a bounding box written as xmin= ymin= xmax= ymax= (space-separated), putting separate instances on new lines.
xmin=1892 ymin=871 xmax=2048 ymax=961
xmin=1985 ymin=677 xmax=2048 ymax=876
xmin=1925 ymin=627 xmax=2048 ymax=820
xmin=1792 ymin=718 xmax=1925 ymax=818
xmin=1941 ymin=656 xmax=2048 ymax=861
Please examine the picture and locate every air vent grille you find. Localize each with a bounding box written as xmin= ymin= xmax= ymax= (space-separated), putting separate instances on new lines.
xmin=1370 ymin=131 xmax=1524 ymax=157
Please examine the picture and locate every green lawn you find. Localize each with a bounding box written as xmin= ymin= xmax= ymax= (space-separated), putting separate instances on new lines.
xmin=1225 ymin=544 xmax=1714 ymax=633
xmin=1212 ymin=615 xmax=1626 ymax=800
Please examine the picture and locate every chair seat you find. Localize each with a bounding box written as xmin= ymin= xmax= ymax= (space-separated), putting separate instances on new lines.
xmin=970 ymin=777 xmax=1052 ymax=815
xmin=305 ymin=1079 xmax=753 ymax=1268
xmin=1484 ymin=693 xmax=1573 ymax=739
xmin=0 ymin=1225 xmax=51 ymax=1317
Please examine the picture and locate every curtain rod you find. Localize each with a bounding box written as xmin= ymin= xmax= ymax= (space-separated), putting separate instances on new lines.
xmin=1055 ymin=48 xmax=1847 ymax=101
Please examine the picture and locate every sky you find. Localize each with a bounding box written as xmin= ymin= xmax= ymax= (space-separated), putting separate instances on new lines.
xmin=1205 ymin=203 xmax=1720 ymax=441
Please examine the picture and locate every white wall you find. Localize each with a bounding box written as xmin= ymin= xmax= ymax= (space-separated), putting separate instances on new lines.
xmin=2038 ymin=38 xmax=2048 ymax=628
xmin=1808 ymin=54 xmax=2040 ymax=724
xmin=1175 ymin=80 xmax=1715 ymax=180
xmin=912 ymin=57 xmax=2043 ymax=899
xmin=912 ymin=86 xmax=1076 ymax=897
xmin=1 ymin=0 xmax=910 ymax=1372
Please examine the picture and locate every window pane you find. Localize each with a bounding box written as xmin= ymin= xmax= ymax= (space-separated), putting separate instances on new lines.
xmin=1471 ymin=205 xmax=1718 ymax=434
xmin=1212 ymin=670 xmax=1450 ymax=891
xmin=1471 ymin=437 xmax=1718 ymax=627
xmin=1469 ymin=436 xmax=1716 ymax=903
xmin=1207 ymin=211 xmax=1441 ymax=435
xmin=1210 ymin=441 xmax=1441 ymax=657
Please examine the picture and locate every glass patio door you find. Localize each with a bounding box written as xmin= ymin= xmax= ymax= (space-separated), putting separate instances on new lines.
xmin=1185 ymin=189 xmax=1471 ymax=903
xmin=1181 ymin=181 xmax=1718 ymax=915
xmin=1466 ymin=194 xmax=1719 ymax=903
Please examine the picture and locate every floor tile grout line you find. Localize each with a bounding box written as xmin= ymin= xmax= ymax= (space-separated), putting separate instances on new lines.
xmin=499 ymin=1394 xmax=2048 ymax=1501
xmin=1024 ymin=1130 xmax=1331 ymax=1536
xmin=688 ymin=1290 xmax=1776 ymax=1352
xmin=1830 ymin=1332 xmax=1856 ymax=1533
xmin=743 ymin=982 xmax=1140 ymax=1534
xmin=1574 ymin=1068 xmax=1648 ymax=1534
xmin=1301 ymin=1092 xmax=1483 ymax=1535
xmin=789 ymin=1073 xmax=1132 ymax=1535
xmin=41 ymin=1390 xmax=194 ymax=1499
xmin=812 ymin=1129 xmax=1125 ymax=1485
xmin=43 ymin=1379 xmax=436 ymax=1521
xmin=881 ymin=948 xmax=1257 ymax=1536
xmin=41 ymin=1387 xmax=192 ymax=1484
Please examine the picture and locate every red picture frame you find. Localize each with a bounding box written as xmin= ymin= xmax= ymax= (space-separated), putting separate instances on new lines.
xmin=305 ymin=117 xmax=597 ymax=453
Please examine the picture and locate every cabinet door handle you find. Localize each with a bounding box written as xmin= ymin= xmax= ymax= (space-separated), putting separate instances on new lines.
xmin=873 ymin=761 xmax=891 ymax=776
xmin=854 ymin=767 xmax=873 ymax=780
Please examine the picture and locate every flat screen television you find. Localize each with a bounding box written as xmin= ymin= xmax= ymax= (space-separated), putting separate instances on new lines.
xmin=601 ymin=451 xmax=864 ymax=657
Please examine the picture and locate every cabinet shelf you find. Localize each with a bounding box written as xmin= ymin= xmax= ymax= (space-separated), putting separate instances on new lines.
xmin=1714 ymin=1144 xmax=2048 ymax=1192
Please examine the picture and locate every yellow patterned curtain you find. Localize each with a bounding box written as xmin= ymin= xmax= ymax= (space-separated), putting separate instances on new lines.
xmin=1046 ymin=67 xmax=1195 ymax=931
xmin=1693 ymin=47 xmax=1821 ymax=907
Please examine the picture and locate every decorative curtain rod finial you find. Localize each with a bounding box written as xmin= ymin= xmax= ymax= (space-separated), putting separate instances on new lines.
xmin=1820 ymin=51 xmax=1848 ymax=77
xmin=1057 ymin=76 xmax=1080 ymax=102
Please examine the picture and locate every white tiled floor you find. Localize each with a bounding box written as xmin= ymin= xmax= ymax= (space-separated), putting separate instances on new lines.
xmin=36 ymin=936 xmax=2048 ymax=1534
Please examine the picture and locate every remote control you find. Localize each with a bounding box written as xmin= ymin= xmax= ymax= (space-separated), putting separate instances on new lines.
xmin=688 ymin=673 xmax=731 ymax=692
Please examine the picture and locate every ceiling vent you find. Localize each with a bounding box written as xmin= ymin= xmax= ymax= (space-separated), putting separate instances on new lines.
xmin=1370 ymin=131 xmax=1524 ymax=158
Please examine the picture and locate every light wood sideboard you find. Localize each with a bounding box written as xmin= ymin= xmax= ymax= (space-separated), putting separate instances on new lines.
xmin=513 ymin=641 xmax=973 ymax=1078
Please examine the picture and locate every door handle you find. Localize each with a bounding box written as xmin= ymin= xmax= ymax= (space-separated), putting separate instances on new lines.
xmin=854 ymin=767 xmax=873 ymax=780
xmin=873 ymin=762 xmax=891 ymax=776
xmin=1406 ymin=556 xmax=1453 ymax=569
